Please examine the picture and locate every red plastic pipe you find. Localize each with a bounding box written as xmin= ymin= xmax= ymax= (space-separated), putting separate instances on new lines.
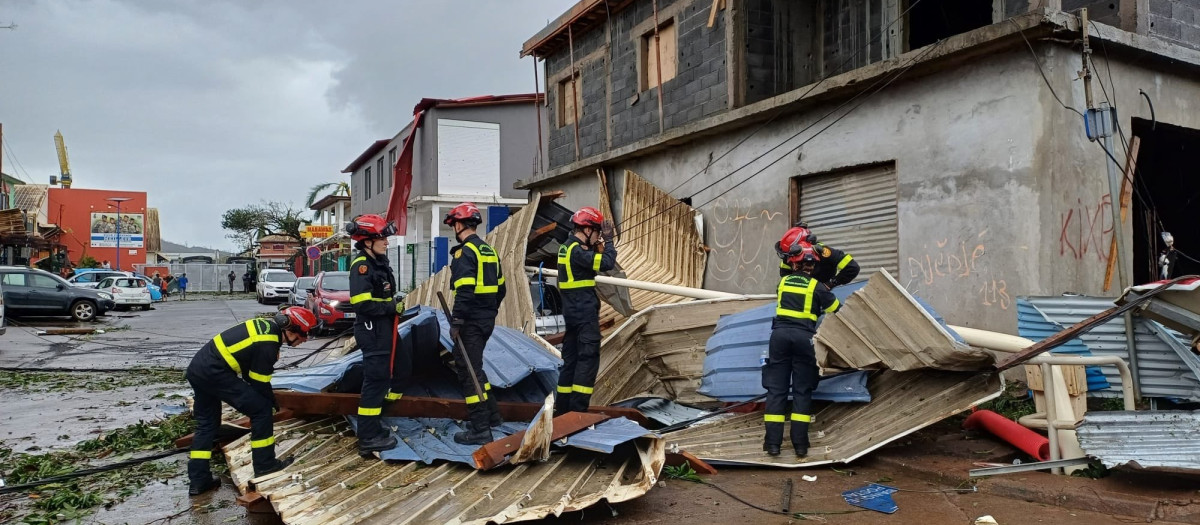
xmin=962 ymin=409 xmax=1050 ymax=462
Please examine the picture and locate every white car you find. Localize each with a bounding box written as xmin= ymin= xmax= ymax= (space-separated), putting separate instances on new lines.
xmin=257 ymin=269 xmax=298 ymax=304
xmin=97 ymin=276 xmax=153 ymax=311
xmin=67 ymin=270 xmax=132 ymax=288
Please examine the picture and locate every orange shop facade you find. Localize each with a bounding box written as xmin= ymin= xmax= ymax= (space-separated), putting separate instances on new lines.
xmin=47 ymin=188 xmax=148 ymax=271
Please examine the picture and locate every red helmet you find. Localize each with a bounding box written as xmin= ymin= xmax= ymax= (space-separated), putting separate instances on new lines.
xmin=571 ymin=206 xmax=604 ymax=228
xmin=776 ymin=227 xmax=816 ymax=259
xmin=276 ymin=306 xmax=317 ymax=335
xmin=443 ymin=202 xmax=482 ymax=226
xmin=786 ymin=243 xmax=821 ymax=266
xmin=346 ymin=214 xmax=396 ymax=241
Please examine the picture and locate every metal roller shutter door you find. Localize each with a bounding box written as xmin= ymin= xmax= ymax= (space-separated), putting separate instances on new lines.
xmin=798 ymin=164 xmax=898 ymax=278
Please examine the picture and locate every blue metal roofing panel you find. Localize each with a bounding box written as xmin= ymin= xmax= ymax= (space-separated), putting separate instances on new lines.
xmin=612 ymin=397 xmax=709 ymax=426
xmin=1016 ymin=299 xmax=1111 ymax=391
xmin=348 ymin=416 xmax=530 ymax=465
xmin=563 ymin=417 xmax=658 ymax=454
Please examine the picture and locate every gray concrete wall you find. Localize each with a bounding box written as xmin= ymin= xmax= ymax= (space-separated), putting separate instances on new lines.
xmin=1148 ymin=0 xmax=1200 ymax=50
xmin=545 ymin=0 xmax=728 ymax=170
xmin=1063 ymin=0 xmax=1123 ymax=27
xmin=349 ymin=132 xmax=405 ymax=217
xmin=426 ymin=103 xmax=545 ymax=199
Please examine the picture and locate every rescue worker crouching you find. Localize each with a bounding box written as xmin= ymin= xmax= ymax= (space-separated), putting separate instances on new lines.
xmin=186 ymin=306 xmax=317 ymax=496
xmin=444 ymin=202 xmax=507 ymax=445
xmin=764 ymin=228 xmax=841 ymax=458
xmin=555 ymin=206 xmax=617 ymax=415
xmin=346 ymin=214 xmax=406 ymax=455
xmin=777 ymin=221 xmax=860 ymax=289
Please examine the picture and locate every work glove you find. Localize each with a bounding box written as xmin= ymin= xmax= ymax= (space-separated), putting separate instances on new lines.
xmin=395 ymin=300 xmax=406 ymax=315
xmin=600 ymin=220 xmax=616 ymax=244
xmin=450 ymin=320 xmax=463 ymax=342
xmin=272 ymin=397 xmax=280 ymax=414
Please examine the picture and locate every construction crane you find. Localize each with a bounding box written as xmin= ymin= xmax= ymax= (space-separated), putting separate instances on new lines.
xmin=52 ymin=130 xmax=72 ymax=188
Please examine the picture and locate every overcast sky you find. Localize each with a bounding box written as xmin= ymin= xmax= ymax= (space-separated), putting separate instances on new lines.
xmin=0 ymin=0 xmax=573 ymax=250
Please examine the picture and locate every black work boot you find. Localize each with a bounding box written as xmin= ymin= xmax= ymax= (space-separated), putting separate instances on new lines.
xmin=791 ymin=421 xmax=811 ymax=458
xmin=763 ymin=442 xmax=781 ymax=456
xmin=253 ymin=456 xmax=294 ymax=478
xmin=553 ymin=391 xmax=572 ymax=417
xmin=454 ymin=423 xmax=493 ymax=445
xmin=358 ymin=433 xmax=399 ymax=453
xmin=188 ymin=475 xmax=220 ymax=496
xmin=486 ymin=395 xmax=504 ymax=427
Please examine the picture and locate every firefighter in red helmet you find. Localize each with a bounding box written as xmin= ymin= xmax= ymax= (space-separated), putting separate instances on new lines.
xmin=777 ymin=221 xmax=859 ymax=289
xmin=554 ymin=206 xmax=617 ymax=415
xmin=443 ymin=202 xmax=507 ymax=444
xmin=763 ymin=228 xmax=840 ymax=458
xmin=346 ymin=214 xmax=405 ymax=455
xmin=186 ymin=306 xmax=316 ymax=495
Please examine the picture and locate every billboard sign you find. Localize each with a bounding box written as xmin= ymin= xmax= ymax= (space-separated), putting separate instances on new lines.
xmin=304 ymin=225 xmax=335 ymax=239
xmin=90 ymin=212 xmax=144 ymax=248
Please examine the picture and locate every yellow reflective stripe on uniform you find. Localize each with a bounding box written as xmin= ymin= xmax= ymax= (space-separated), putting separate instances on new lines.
xmin=465 ymin=394 xmax=483 ymax=404
xmin=453 ymin=277 xmax=477 ymax=289
xmin=572 ymin=384 xmax=593 ymax=394
xmin=352 ymin=256 xmax=367 ymax=265
xmin=464 ymin=243 xmax=501 ymax=294
xmin=385 ymin=391 xmax=402 ymax=401
xmin=251 ymin=436 xmax=275 ymax=449
xmin=557 ymin=385 xmax=573 ymax=393
xmin=591 ymin=253 xmax=602 ymax=271
xmin=776 ymin=277 xmax=819 ymax=321
xmin=350 ymin=292 xmax=389 ymax=304
xmin=764 ymin=414 xmax=786 ymax=423
xmin=558 ymin=243 xmax=596 ymax=289
xmin=780 ymin=260 xmax=789 ymax=270
xmin=358 ymin=407 xmax=382 ymax=416
xmin=190 ymin=450 xmax=212 ymax=460
xmin=248 ymin=371 xmax=271 ymax=383
xmin=213 ymin=335 xmax=243 ymax=374
xmin=214 ymin=320 xmax=280 ymax=374
xmin=825 ymin=298 xmax=840 ymax=313
xmin=791 ymin=414 xmax=813 ymax=423
xmin=836 ymin=254 xmax=853 ymax=272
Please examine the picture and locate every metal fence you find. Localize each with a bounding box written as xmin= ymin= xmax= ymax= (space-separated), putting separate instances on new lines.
xmin=133 ymin=263 xmax=249 ymax=292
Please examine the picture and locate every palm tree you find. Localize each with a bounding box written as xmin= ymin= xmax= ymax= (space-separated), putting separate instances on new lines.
xmin=306 ymin=181 xmax=350 ymax=220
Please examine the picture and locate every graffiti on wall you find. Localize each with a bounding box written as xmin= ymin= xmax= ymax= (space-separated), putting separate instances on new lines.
xmin=1059 ymin=194 xmax=1113 ymax=262
xmin=708 ymin=197 xmax=782 ymax=292
xmin=905 ymin=229 xmax=1010 ymax=311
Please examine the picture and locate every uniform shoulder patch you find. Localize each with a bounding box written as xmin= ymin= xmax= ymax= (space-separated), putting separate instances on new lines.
xmin=358 ymin=265 xmax=368 ymax=274
xmin=821 ymin=247 xmax=832 ymax=257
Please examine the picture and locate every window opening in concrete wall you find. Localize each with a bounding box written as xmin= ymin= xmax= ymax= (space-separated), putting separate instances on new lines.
xmin=790 ymin=162 xmax=899 ymax=277
xmin=640 ymin=19 xmax=678 ymax=91
xmin=388 ymin=147 xmax=396 ymax=187
xmin=1130 ymin=119 xmax=1200 ymax=283
xmin=557 ymin=73 xmax=582 ymax=127
xmin=376 ymin=158 xmax=385 ymax=193
xmin=906 ymin=0 xmax=992 ymax=50
xmin=365 ymin=166 xmax=372 ymax=197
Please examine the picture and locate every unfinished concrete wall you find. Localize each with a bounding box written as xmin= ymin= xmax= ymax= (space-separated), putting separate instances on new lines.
xmin=544 ymin=0 xmax=728 ymax=170
xmin=1148 ymin=0 xmax=1200 ymax=50
xmin=1063 ymin=0 xmax=1123 ymax=27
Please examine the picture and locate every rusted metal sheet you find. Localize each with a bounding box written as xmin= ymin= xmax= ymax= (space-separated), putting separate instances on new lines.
xmin=475 ymin=411 xmax=611 ymax=470
xmin=598 ymin=170 xmax=707 ymax=329
xmin=222 ymin=417 xmax=665 ymax=525
xmin=665 ymin=370 xmax=1003 ymax=468
xmin=815 ymin=270 xmax=994 ymax=372
xmin=273 ymin=391 xmax=647 ymax=425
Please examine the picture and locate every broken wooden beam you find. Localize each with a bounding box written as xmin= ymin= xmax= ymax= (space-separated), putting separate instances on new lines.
xmin=235 ymin=491 xmax=276 ymax=514
xmin=666 ymin=450 xmax=718 ymax=475
xmin=38 ymin=328 xmax=102 ymax=336
xmin=273 ymin=391 xmax=648 ymax=424
xmin=473 ymin=411 xmax=610 ymax=471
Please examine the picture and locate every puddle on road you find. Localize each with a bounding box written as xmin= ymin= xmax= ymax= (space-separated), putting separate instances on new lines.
xmin=0 ymin=382 xmax=187 ymax=451
xmin=93 ymin=471 xmax=282 ymax=525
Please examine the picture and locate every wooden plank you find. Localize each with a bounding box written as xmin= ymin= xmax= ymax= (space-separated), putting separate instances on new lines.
xmin=666 ymin=450 xmax=719 ymax=475
xmin=273 ymin=391 xmax=648 ymax=424
xmin=707 ymin=0 xmax=722 ymax=28
xmin=528 ymin=221 xmax=558 ymax=243
xmin=1024 ymin=364 xmax=1087 ymax=395
xmin=1104 ymin=136 xmax=1140 ymax=292
xmin=473 ymin=412 xmax=611 ymax=470
xmin=235 ymin=491 xmax=277 ymax=514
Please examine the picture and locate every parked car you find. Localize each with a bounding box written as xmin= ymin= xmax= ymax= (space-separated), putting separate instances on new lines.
xmin=0 ymin=266 xmax=115 ymax=322
xmin=0 ymin=280 xmax=6 ymax=336
xmin=289 ymin=276 xmax=316 ymax=307
xmin=256 ymin=269 xmax=298 ymax=304
xmin=132 ymin=273 xmax=164 ymax=301
xmin=305 ymin=271 xmax=353 ymax=335
xmin=96 ymin=276 xmax=153 ymax=311
xmin=67 ymin=269 xmax=131 ymax=288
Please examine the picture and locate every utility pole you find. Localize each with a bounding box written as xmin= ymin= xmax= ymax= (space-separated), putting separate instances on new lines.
xmin=1080 ymin=8 xmax=1140 ymax=398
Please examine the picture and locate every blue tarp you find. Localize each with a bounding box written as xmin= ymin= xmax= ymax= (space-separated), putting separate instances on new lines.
xmin=1015 ymin=299 xmax=1111 ymax=392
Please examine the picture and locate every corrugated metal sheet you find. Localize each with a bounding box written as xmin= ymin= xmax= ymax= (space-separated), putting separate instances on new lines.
xmin=1026 ymin=296 xmax=1200 ymax=400
xmin=598 ymin=169 xmax=706 ymax=328
xmin=612 ymin=397 xmax=709 ymax=426
xmin=799 ymin=163 xmax=898 ymax=277
xmin=1015 ymin=299 xmax=1111 ymax=391
xmin=595 ymin=296 xmax=775 ymax=406
xmin=667 ymin=370 xmax=1003 ymax=468
xmin=12 ymin=184 xmax=47 ymax=218
xmin=563 ymin=417 xmax=659 ymax=453
xmin=1076 ymin=410 xmax=1200 ymax=470
xmin=345 ymin=416 xmax=530 ymax=465
xmin=815 ymin=270 xmax=994 ymax=372
xmin=223 ymin=417 xmax=665 ymax=525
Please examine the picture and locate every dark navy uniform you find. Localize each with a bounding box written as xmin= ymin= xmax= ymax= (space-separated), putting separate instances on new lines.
xmin=449 ymin=233 xmax=507 ymax=430
xmin=778 ymin=243 xmax=859 ymax=287
xmin=187 ymin=318 xmax=284 ymax=485
xmin=555 ymin=238 xmax=617 ymax=413
xmin=349 ymin=250 xmax=401 ymax=442
xmin=763 ymin=271 xmax=840 ymax=453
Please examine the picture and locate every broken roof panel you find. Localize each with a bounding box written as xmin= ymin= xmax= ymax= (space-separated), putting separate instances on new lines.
xmin=1026 ymin=295 xmax=1200 ymax=400
xmin=1076 ymin=410 xmax=1200 ymax=471
xmin=564 ymin=417 xmax=660 ymax=454
xmin=224 ymin=417 xmax=665 ymax=525
xmin=667 ymin=370 xmax=1002 ymax=468
xmin=815 ymin=270 xmax=994 ymax=372
xmin=613 ymin=397 xmax=709 ymax=427
xmin=1015 ymin=298 xmax=1111 ymax=391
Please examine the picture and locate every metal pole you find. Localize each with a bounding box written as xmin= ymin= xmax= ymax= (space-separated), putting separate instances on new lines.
xmin=115 ymin=201 xmax=121 ymax=271
xmin=1100 ymin=104 xmax=1140 ymax=398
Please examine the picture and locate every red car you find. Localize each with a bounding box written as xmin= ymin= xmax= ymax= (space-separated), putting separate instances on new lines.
xmin=305 ymin=271 xmax=353 ymax=335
